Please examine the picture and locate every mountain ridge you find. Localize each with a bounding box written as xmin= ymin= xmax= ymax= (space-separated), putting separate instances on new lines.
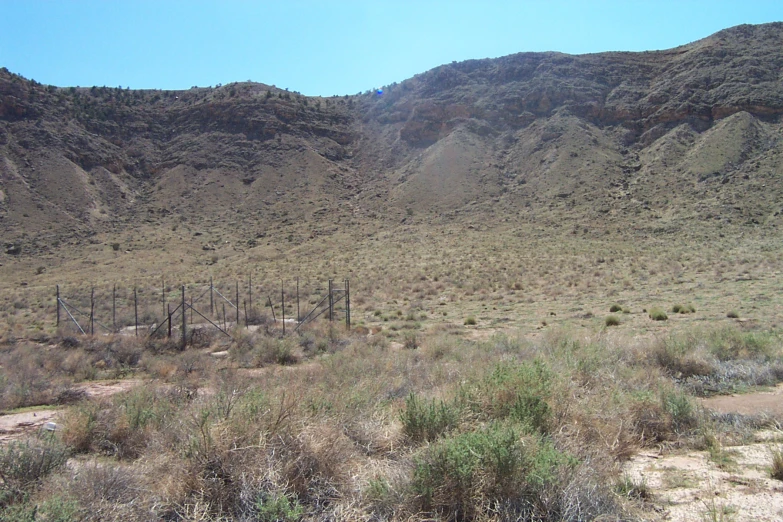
xmin=2 ymin=22 xmax=783 ymax=261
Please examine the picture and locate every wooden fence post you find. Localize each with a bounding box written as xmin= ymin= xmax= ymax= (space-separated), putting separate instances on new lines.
xmin=134 ymin=287 xmax=138 ymax=336
xmin=222 ymin=304 xmax=227 ymax=331
xmin=244 ymin=300 xmax=248 ymax=329
xmin=248 ymin=274 xmax=252 ymax=315
xmin=167 ymin=304 xmax=172 ymax=338
xmin=210 ymin=276 xmax=214 ymax=316
xmin=345 ymin=279 xmax=350 ymax=330
xmin=296 ymin=277 xmax=300 ymax=323
xmin=162 ymin=279 xmax=166 ymax=322
xmin=328 ymin=279 xmax=333 ymax=322
xmin=112 ymin=284 xmax=116 ymax=331
xmin=56 ymin=285 xmax=60 ymax=328
xmin=236 ymin=282 xmax=240 ymax=325
xmin=90 ymin=288 xmax=95 ymax=335
xmin=181 ymin=285 xmax=186 ymax=351
xmin=268 ymin=297 xmax=276 ymax=323
xmin=282 ymin=280 xmax=285 ymax=335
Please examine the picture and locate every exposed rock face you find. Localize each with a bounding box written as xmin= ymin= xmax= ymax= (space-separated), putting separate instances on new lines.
xmin=1 ymin=22 xmax=783 ymax=251
xmin=362 ymin=22 xmax=783 ymax=145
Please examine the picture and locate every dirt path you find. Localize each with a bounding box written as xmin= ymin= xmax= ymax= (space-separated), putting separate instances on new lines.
xmin=0 ymin=409 xmax=59 ymax=444
xmin=0 ymin=379 xmax=143 ymax=445
xmin=700 ymin=383 xmax=783 ymax=417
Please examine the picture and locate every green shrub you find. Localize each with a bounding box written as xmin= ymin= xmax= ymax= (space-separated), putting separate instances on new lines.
xmin=649 ymin=308 xmax=668 ymax=321
xmin=614 ymin=474 xmax=652 ymax=501
xmin=605 ymin=315 xmax=621 ymax=327
xmin=100 ymin=386 xmax=182 ymax=459
xmin=400 ymin=393 xmax=460 ymax=443
xmin=0 ymin=495 xmax=81 ymax=522
xmin=726 ymin=310 xmax=740 ymax=319
xmin=465 ymin=361 xmax=552 ymax=433
xmin=671 ymin=304 xmax=683 ymax=313
xmin=661 ymin=390 xmax=698 ymax=434
xmin=609 ymin=304 xmax=623 ymax=313
xmin=254 ymin=492 xmax=304 ymax=522
xmin=412 ymin=423 xmax=573 ymax=519
xmin=464 ymin=316 xmax=477 ymax=326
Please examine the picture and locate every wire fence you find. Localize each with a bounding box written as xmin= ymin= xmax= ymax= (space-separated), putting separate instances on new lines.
xmin=55 ymin=277 xmax=351 ymax=343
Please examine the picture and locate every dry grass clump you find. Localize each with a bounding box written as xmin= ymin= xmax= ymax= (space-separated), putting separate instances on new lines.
xmin=651 ymin=334 xmax=715 ymax=379
xmin=643 ymin=327 xmax=783 ymax=398
xmin=0 ymin=335 xmax=157 ymax=411
xmin=605 ymin=315 xmax=621 ymax=327
xmin=0 ymin=435 xmax=70 ymax=508
xmin=0 ymin=343 xmax=64 ymax=410
xmin=707 ymin=327 xmax=778 ymax=362
xmin=770 ymin=446 xmax=783 ymax=481
xmin=3 ymin=322 xmax=781 ymax=519
xmin=671 ymin=303 xmax=696 ymax=314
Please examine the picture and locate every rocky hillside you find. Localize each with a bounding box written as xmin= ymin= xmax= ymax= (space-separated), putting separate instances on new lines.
xmin=2 ymin=22 xmax=783 ymax=256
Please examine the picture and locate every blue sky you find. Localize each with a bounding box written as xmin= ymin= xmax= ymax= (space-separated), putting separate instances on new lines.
xmin=1 ymin=1 xmax=782 ymax=96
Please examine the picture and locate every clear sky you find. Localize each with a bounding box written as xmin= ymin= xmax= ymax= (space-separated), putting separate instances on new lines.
xmin=1 ymin=1 xmax=782 ymax=96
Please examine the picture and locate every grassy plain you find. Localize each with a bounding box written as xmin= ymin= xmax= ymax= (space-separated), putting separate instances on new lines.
xmin=2 ymin=224 xmax=783 ymax=521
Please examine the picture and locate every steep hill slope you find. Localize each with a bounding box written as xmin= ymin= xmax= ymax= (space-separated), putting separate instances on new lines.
xmin=1 ymin=22 xmax=783 ymax=262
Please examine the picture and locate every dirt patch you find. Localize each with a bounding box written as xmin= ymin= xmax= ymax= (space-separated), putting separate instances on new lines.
xmin=624 ymin=387 xmax=783 ymax=520
xmin=0 ymin=409 xmax=60 ymax=445
xmin=700 ymin=383 xmax=783 ymax=418
xmin=73 ymin=379 xmax=143 ymax=399
xmin=0 ymin=379 xmax=144 ymax=445
xmin=625 ymin=439 xmax=783 ymax=521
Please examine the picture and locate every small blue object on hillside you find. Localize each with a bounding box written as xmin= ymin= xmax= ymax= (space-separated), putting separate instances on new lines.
xmin=376 ymin=88 xmax=383 ymax=96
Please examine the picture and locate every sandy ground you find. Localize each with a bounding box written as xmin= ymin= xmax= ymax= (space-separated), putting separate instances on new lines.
xmin=625 ymin=439 xmax=783 ymax=521
xmin=700 ymin=383 xmax=783 ymax=417
xmin=625 ymin=384 xmax=783 ymax=521
xmin=0 ymin=379 xmax=142 ymax=444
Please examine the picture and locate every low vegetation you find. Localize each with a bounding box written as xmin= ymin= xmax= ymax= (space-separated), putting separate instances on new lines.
xmin=1 ymin=319 xmax=781 ymax=520
xmin=649 ymin=307 xmax=669 ymax=321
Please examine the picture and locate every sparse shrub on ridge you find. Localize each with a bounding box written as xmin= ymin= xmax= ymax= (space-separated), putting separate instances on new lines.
xmin=605 ymin=315 xmax=621 ymax=327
